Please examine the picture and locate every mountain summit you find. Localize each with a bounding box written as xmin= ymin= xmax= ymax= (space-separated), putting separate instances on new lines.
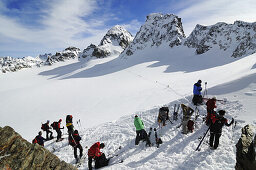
xmin=80 ymin=25 xmax=133 ymax=59
xmin=122 ymin=13 xmax=185 ymax=57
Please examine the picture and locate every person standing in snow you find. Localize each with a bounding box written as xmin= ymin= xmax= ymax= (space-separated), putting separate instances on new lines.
xmin=134 ymin=115 xmax=151 ymax=146
xmin=41 ymin=120 xmax=53 ymax=140
xmin=51 ymin=119 xmax=64 ymax=142
xmin=209 ymin=110 xmax=234 ymax=149
xmin=88 ymin=142 xmax=108 ymax=170
xmin=34 ymin=131 xmax=46 ymax=146
xmin=205 ymin=97 xmax=217 ymax=125
xmin=69 ymin=130 xmax=83 ymax=163
xmin=66 ymin=115 xmax=74 ymax=137
xmin=192 ymin=80 xmax=203 ymax=105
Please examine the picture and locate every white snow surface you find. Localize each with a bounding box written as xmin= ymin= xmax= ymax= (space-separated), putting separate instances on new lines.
xmin=0 ymin=44 xmax=256 ymax=169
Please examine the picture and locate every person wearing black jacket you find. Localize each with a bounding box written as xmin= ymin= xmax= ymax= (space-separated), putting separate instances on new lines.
xmin=69 ymin=130 xmax=83 ymax=163
xmin=35 ymin=131 xmax=46 ymax=146
xmin=210 ymin=110 xmax=234 ymax=149
xmin=43 ymin=120 xmax=53 ymax=140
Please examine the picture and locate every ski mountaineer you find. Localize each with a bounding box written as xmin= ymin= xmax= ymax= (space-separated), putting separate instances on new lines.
xmin=41 ymin=120 xmax=53 ymax=140
xmin=66 ymin=115 xmax=74 ymax=137
xmin=88 ymin=142 xmax=108 ymax=170
xmin=33 ymin=131 xmax=46 ymax=146
xmin=68 ymin=130 xmax=83 ymax=163
xmin=205 ymin=97 xmax=217 ymax=125
xmin=192 ymin=80 xmax=203 ymax=105
xmin=209 ymin=110 xmax=234 ymax=149
xmin=134 ymin=115 xmax=151 ymax=146
xmin=51 ymin=119 xmax=64 ymax=142
xmin=157 ymin=107 xmax=169 ymax=127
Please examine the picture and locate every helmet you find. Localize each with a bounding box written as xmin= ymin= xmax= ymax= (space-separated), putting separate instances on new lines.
xmin=198 ymin=80 xmax=202 ymax=83
xmin=59 ymin=119 xmax=62 ymax=122
xmin=212 ymin=96 xmax=216 ymax=100
xmin=47 ymin=120 xmax=50 ymax=123
xmin=218 ymin=110 xmax=225 ymax=116
xmin=74 ymin=130 xmax=78 ymax=134
xmin=100 ymin=143 xmax=105 ymax=148
xmin=39 ymin=131 xmax=42 ymax=135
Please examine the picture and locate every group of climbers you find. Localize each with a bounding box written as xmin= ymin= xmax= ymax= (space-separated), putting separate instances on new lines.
xmin=31 ymin=79 xmax=236 ymax=168
xmin=192 ymin=79 xmax=234 ymax=149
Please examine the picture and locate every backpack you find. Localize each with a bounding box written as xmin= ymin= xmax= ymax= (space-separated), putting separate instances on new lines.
xmin=41 ymin=123 xmax=47 ymax=131
xmin=51 ymin=122 xmax=58 ymax=130
xmin=32 ymin=137 xmax=38 ymax=144
xmin=66 ymin=115 xmax=73 ymax=123
xmin=68 ymin=136 xmax=77 ymax=147
xmin=187 ymin=120 xmax=194 ymax=132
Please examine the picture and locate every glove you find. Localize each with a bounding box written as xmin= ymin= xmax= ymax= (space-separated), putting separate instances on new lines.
xmin=231 ymin=118 xmax=234 ymax=124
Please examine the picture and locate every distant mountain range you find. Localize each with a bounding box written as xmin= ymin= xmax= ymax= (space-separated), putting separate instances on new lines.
xmin=1 ymin=13 xmax=256 ymax=73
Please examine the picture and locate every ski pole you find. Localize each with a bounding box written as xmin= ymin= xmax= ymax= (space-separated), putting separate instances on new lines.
xmin=195 ymin=126 xmax=210 ymax=151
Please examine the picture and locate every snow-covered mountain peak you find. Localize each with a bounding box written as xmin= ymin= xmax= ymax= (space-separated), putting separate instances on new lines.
xmin=80 ymin=25 xmax=133 ymax=59
xmin=121 ymin=13 xmax=185 ymax=57
xmin=184 ymin=20 xmax=256 ymax=57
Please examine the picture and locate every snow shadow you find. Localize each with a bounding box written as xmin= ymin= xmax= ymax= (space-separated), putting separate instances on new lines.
xmin=209 ymin=73 xmax=256 ymax=95
xmin=38 ymin=47 xmax=244 ymax=79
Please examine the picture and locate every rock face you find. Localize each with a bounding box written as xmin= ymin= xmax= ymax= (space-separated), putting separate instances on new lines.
xmin=80 ymin=25 xmax=133 ymax=59
xmin=0 ymin=126 xmax=77 ymax=170
xmin=184 ymin=21 xmax=256 ymax=57
xmin=0 ymin=56 xmax=42 ymax=73
xmin=45 ymin=47 xmax=81 ymax=65
xmin=235 ymin=124 xmax=256 ymax=170
xmin=122 ymin=13 xmax=185 ymax=57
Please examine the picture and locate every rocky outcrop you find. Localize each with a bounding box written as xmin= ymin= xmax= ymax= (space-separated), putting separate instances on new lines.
xmin=0 ymin=56 xmax=42 ymax=73
xmin=45 ymin=47 xmax=81 ymax=65
xmin=80 ymin=25 xmax=133 ymax=59
xmin=122 ymin=13 xmax=185 ymax=57
xmin=184 ymin=21 xmax=256 ymax=57
xmin=235 ymin=124 xmax=256 ymax=170
xmin=0 ymin=126 xmax=76 ymax=170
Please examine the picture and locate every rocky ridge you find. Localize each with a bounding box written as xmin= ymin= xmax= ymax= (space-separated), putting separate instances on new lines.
xmin=184 ymin=21 xmax=256 ymax=57
xmin=0 ymin=126 xmax=76 ymax=170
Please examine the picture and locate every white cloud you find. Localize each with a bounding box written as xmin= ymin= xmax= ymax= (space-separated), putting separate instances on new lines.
xmin=0 ymin=0 xmax=111 ymax=57
xmin=177 ymin=0 xmax=256 ymax=36
xmin=121 ymin=19 xmax=143 ymax=36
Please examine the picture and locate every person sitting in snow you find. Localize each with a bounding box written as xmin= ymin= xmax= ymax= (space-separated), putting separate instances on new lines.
xmin=88 ymin=142 xmax=108 ymax=170
xmin=205 ymin=97 xmax=217 ymax=125
xmin=209 ymin=110 xmax=234 ymax=149
xmin=34 ymin=131 xmax=46 ymax=146
xmin=134 ymin=115 xmax=151 ymax=146
xmin=192 ymin=80 xmax=203 ymax=105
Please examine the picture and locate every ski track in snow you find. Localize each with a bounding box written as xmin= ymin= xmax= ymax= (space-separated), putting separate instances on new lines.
xmin=45 ymin=97 xmax=244 ymax=170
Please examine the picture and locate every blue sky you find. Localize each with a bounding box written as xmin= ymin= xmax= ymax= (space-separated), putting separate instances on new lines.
xmin=0 ymin=0 xmax=255 ymax=58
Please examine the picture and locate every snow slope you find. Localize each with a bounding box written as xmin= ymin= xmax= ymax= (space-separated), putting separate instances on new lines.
xmin=0 ymin=46 xmax=256 ymax=169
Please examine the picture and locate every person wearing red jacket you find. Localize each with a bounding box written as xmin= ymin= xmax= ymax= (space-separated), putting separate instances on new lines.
xmin=206 ymin=97 xmax=217 ymax=125
xmin=88 ymin=142 xmax=107 ymax=170
xmin=56 ymin=119 xmax=64 ymax=141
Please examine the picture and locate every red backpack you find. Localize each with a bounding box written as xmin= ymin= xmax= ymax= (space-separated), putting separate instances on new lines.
xmin=32 ymin=138 xmax=38 ymax=144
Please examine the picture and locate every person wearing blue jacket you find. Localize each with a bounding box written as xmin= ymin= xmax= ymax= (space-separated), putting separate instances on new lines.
xmin=192 ymin=80 xmax=203 ymax=105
